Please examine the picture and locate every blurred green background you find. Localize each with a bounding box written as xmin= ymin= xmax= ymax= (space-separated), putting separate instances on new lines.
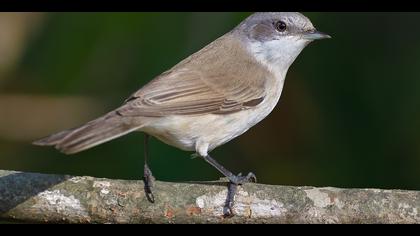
xmin=0 ymin=12 xmax=419 ymax=190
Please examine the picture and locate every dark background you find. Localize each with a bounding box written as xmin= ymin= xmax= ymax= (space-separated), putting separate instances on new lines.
xmin=0 ymin=12 xmax=419 ymax=190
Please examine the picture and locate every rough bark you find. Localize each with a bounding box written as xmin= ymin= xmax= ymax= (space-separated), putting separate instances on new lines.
xmin=0 ymin=169 xmax=419 ymax=224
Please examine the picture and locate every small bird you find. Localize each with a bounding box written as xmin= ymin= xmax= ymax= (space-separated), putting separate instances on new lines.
xmin=34 ymin=12 xmax=330 ymax=215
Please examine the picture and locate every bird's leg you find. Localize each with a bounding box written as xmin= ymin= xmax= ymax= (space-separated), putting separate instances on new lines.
xmin=201 ymin=154 xmax=257 ymax=216
xmin=201 ymin=154 xmax=257 ymax=184
xmin=143 ymin=134 xmax=155 ymax=203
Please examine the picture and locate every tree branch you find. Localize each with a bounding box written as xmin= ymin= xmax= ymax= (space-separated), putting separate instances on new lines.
xmin=0 ymin=169 xmax=419 ymax=223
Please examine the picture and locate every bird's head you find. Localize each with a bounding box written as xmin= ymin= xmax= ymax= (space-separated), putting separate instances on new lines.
xmin=234 ymin=12 xmax=331 ymax=72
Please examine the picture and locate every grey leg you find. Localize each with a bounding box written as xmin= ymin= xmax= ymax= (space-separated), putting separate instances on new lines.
xmin=201 ymin=154 xmax=257 ymax=216
xmin=143 ymin=134 xmax=155 ymax=203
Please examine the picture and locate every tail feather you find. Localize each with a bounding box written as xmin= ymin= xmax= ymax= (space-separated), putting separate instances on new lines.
xmin=33 ymin=112 xmax=143 ymax=154
xmin=32 ymin=128 xmax=76 ymax=146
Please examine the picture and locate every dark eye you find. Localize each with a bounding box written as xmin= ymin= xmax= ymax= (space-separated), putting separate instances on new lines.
xmin=275 ymin=21 xmax=287 ymax=32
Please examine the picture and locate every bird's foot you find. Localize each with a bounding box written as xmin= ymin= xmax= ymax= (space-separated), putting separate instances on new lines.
xmin=223 ymin=172 xmax=257 ymax=217
xmin=228 ymin=172 xmax=257 ymax=185
xmin=143 ymin=164 xmax=155 ymax=203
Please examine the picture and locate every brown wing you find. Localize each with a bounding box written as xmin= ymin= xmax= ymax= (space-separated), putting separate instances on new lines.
xmin=116 ymin=69 xmax=266 ymax=117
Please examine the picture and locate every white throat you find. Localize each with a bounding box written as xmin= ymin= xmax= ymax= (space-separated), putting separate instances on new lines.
xmin=247 ymin=37 xmax=308 ymax=78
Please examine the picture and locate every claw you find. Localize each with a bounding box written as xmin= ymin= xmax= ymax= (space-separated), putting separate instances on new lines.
xmin=223 ymin=182 xmax=238 ymax=217
xmin=228 ymin=172 xmax=257 ymax=185
xmin=223 ymin=172 xmax=257 ymax=217
xmin=246 ymin=172 xmax=257 ymax=183
xmin=143 ymin=164 xmax=155 ymax=203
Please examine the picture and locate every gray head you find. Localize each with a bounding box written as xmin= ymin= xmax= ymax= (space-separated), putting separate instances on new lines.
xmin=233 ymin=12 xmax=330 ymax=72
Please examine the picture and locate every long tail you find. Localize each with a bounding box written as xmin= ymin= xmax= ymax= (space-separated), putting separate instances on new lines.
xmin=33 ymin=112 xmax=143 ymax=154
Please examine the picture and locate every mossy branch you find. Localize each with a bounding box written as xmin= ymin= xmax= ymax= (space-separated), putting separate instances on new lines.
xmin=0 ymin=169 xmax=419 ymax=223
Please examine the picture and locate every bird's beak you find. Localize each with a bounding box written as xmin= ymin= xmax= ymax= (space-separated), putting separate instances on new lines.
xmin=303 ymin=30 xmax=331 ymax=40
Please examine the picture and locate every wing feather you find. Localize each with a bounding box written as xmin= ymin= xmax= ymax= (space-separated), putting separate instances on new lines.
xmin=117 ymin=69 xmax=265 ymax=117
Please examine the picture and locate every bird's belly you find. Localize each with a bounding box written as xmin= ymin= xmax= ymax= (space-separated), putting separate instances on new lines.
xmin=140 ymin=99 xmax=278 ymax=153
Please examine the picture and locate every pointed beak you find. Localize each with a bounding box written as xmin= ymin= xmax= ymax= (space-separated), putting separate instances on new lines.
xmin=303 ymin=30 xmax=331 ymax=40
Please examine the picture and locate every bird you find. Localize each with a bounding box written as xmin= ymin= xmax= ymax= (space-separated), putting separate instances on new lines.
xmin=33 ymin=12 xmax=330 ymax=215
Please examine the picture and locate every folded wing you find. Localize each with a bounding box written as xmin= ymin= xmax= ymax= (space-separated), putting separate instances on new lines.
xmin=117 ymin=69 xmax=266 ymax=117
